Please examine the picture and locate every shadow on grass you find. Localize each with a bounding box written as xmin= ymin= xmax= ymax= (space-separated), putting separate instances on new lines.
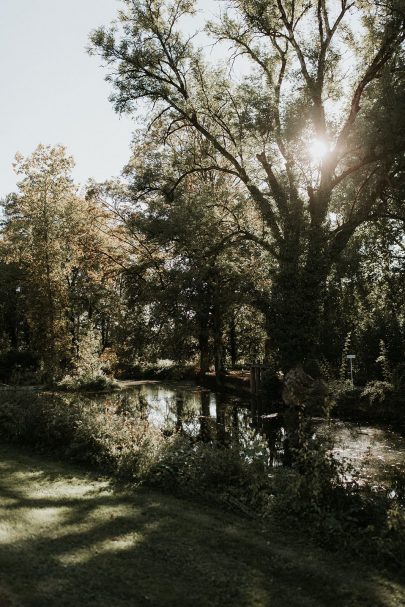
xmin=0 ymin=444 xmax=403 ymax=607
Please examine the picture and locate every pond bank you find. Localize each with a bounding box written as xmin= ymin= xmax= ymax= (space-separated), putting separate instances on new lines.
xmin=1 ymin=381 xmax=404 ymax=482
xmin=2 ymin=375 xmax=403 ymax=430
xmin=0 ymin=443 xmax=403 ymax=607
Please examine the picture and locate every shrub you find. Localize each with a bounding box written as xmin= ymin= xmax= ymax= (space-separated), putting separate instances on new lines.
xmin=326 ymin=379 xmax=362 ymax=416
xmin=57 ymin=373 xmax=118 ymax=393
xmin=152 ymin=429 xmax=275 ymax=515
xmin=361 ymin=380 xmax=394 ymax=406
xmin=115 ymin=359 xmax=197 ymax=381
xmin=56 ymin=327 xmax=120 ymax=392
xmin=0 ymin=392 xmax=162 ymax=478
xmin=272 ymin=427 xmax=404 ymax=559
xmin=0 ymin=392 xmax=273 ymax=512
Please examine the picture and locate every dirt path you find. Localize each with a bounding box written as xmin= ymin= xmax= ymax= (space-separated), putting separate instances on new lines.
xmin=0 ymin=444 xmax=403 ymax=607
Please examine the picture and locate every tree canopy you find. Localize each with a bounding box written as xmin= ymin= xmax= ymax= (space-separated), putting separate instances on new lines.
xmin=0 ymin=0 xmax=403 ymax=384
xmin=89 ymin=0 xmax=405 ymax=369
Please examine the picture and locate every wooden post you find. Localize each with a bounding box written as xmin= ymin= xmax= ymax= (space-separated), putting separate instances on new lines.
xmin=254 ymin=366 xmax=260 ymax=394
xmin=250 ymin=364 xmax=256 ymax=394
xmin=251 ymin=362 xmax=270 ymax=394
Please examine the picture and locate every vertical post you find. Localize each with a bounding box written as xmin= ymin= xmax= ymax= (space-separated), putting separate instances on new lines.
xmin=347 ymin=354 xmax=356 ymax=386
xmin=255 ymin=366 xmax=260 ymax=394
xmin=250 ymin=364 xmax=256 ymax=394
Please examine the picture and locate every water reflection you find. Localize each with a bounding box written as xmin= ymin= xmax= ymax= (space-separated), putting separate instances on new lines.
xmin=93 ymin=382 xmax=404 ymax=484
xmin=199 ymin=391 xmax=211 ymax=442
xmin=102 ymin=382 xmax=258 ymax=446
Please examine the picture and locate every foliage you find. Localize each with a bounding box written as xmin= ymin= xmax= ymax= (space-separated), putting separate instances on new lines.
xmin=376 ymin=339 xmax=393 ymax=382
xmin=0 ymin=146 xmax=79 ymax=380
xmin=57 ymin=327 xmax=119 ymax=392
xmin=0 ymin=350 xmax=38 ymax=384
xmin=326 ymin=379 xmax=362 ymax=412
xmin=272 ymin=426 xmax=405 ymax=563
xmin=0 ymin=391 xmax=273 ymax=513
xmin=57 ymin=373 xmax=118 ymax=393
xmin=0 ymin=146 xmax=124 ymax=384
xmin=0 ymin=6 xmax=403 ymax=576
xmin=134 ymin=359 xmax=196 ymax=380
xmin=0 ymin=2 xmax=403 ymax=384
xmin=152 ymin=431 xmax=274 ymax=516
xmin=0 ymin=390 xmax=404 ymax=564
xmin=274 ymin=435 xmax=353 ymax=523
xmin=90 ymin=0 xmax=405 ymax=371
xmin=361 ymin=380 xmax=394 ymax=406
xmin=0 ymin=392 xmax=161 ymax=477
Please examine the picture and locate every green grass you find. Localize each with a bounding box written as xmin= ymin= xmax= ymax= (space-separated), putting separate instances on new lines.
xmin=0 ymin=444 xmax=403 ymax=607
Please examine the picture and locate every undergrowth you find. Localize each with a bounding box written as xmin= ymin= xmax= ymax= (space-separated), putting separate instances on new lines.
xmin=0 ymin=391 xmax=403 ymax=567
xmin=57 ymin=373 xmax=119 ymax=393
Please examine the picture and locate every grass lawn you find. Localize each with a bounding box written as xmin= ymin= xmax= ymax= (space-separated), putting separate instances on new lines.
xmin=0 ymin=443 xmax=403 ymax=607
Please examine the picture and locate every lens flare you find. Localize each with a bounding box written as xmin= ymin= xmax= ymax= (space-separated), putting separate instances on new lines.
xmin=309 ymin=139 xmax=330 ymax=163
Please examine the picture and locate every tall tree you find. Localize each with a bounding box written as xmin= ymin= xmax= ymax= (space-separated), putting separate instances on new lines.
xmin=99 ymin=138 xmax=269 ymax=373
xmin=90 ymin=0 xmax=405 ymax=370
xmin=1 ymin=146 xmax=80 ymax=378
xmin=1 ymin=146 xmax=123 ymax=380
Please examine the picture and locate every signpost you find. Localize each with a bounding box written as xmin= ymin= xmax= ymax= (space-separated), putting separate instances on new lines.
xmin=347 ymin=354 xmax=356 ymax=385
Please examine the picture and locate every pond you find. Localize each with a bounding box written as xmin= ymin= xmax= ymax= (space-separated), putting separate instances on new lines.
xmin=89 ymin=380 xmax=405 ymax=486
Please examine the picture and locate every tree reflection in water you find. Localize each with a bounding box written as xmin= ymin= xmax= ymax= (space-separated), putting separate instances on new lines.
xmin=112 ymin=382 xmax=285 ymax=462
xmin=88 ymin=382 xmax=405 ymax=482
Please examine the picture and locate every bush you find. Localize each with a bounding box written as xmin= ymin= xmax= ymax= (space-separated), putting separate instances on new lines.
xmin=56 ymin=327 xmax=120 ymax=392
xmin=272 ymin=427 xmax=405 ymax=561
xmin=326 ymin=379 xmax=363 ymax=416
xmin=361 ymin=380 xmax=394 ymax=406
xmin=0 ymin=392 xmax=162 ymax=478
xmin=0 ymin=391 xmax=274 ymax=513
xmin=116 ymin=359 xmax=197 ymax=381
xmin=274 ymin=432 xmax=359 ymax=526
xmin=153 ymin=430 xmax=275 ymax=516
xmin=57 ymin=373 xmax=119 ymax=393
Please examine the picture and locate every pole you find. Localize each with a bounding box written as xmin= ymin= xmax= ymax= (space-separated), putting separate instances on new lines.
xmin=347 ymin=354 xmax=355 ymax=386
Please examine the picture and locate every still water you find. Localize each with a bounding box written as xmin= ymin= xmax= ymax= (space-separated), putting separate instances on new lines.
xmin=96 ymin=381 xmax=405 ymax=484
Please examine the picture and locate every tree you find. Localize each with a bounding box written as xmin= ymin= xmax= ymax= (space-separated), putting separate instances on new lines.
xmin=99 ymin=137 xmax=269 ymax=374
xmin=0 ymin=261 xmax=26 ymax=352
xmin=322 ymin=217 xmax=405 ymax=381
xmin=1 ymin=145 xmax=123 ymax=381
xmin=1 ymin=146 xmax=80 ymax=378
xmin=90 ymin=0 xmax=405 ymax=370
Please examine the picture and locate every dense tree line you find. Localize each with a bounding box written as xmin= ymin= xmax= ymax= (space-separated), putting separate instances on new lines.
xmin=0 ymin=0 xmax=404 ymax=387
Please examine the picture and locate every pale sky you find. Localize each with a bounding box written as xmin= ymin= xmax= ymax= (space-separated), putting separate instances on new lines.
xmin=0 ymin=0 xmax=135 ymax=198
xmin=0 ymin=0 xmax=225 ymax=199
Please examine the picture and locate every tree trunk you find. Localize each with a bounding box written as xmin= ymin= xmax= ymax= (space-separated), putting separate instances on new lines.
xmin=214 ymin=331 xmax=224 ymax=376
xmin=212 ymin=306 xmax=224 ymax=381
xmin=198 ymin=325 xmax=210 ymax=376
xmin=268 ymin=225 xmax=330 ymax=371
xmin=229 ymin=311 xmax=237 ymax=368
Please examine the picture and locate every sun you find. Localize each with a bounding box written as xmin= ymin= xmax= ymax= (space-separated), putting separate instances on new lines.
xmin=308 ymin=139 xmax=330 ymax=163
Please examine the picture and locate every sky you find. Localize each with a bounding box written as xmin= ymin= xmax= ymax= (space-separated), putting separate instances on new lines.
xmin=0 ymin=0 xmax=226 ymax=199
xmin=0 ymin=0 xmax=135 ymax=198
